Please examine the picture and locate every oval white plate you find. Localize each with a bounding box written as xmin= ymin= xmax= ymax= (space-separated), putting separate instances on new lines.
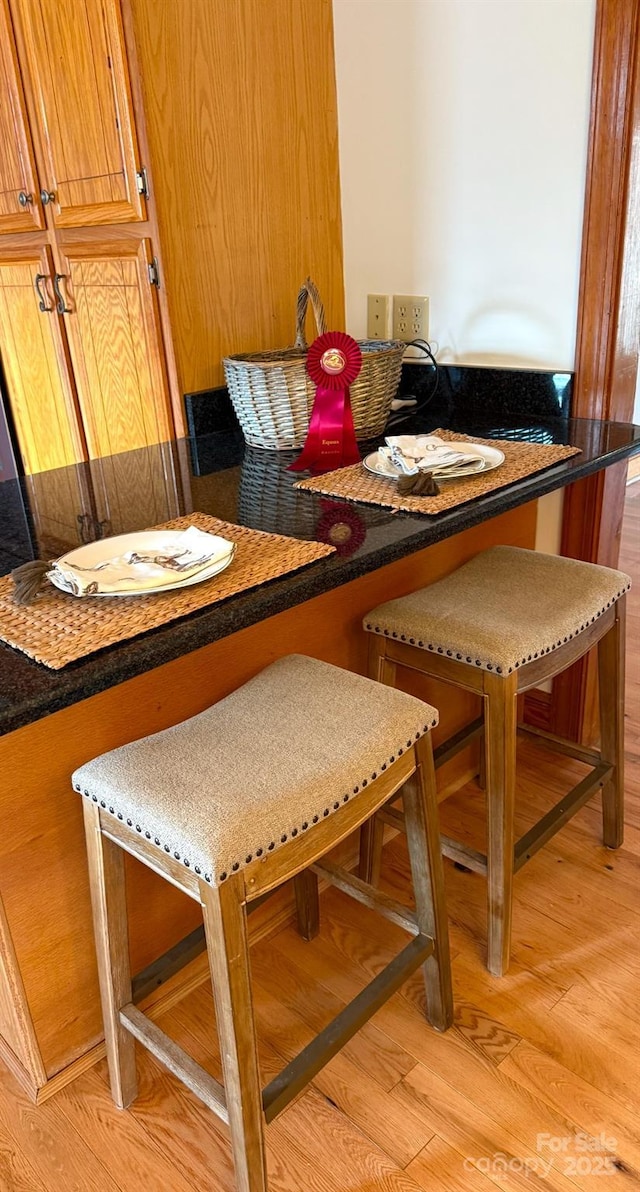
xmin=363 ymin=441 xmax=505 ymax=480
xmin=49 ymin=530 xmax=235 ymax=597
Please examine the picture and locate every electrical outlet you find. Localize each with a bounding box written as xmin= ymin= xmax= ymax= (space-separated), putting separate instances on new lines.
xmin=367 ymin=294 xmax=390 ymax=340
xmin=392 ymin=294 xmax=429 ymax=342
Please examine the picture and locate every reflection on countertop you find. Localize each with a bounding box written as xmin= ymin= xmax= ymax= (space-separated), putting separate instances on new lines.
xmin=0 ymin=375 xmax=639 ymax=737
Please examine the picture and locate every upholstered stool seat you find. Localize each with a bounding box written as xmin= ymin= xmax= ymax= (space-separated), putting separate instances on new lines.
xmin=74 ymin=654 xmax=452 ymax=1192
xmin=74 ymin=655 xmax=440 ymax=887
xmin=362 ymin=546 xmax=630 ymax=976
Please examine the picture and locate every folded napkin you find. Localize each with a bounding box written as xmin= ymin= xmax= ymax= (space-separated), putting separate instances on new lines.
xmin=384 ymin=435 xmax=485 ymax=476
xmin=48 ymin=526 xmax=234 ymax=597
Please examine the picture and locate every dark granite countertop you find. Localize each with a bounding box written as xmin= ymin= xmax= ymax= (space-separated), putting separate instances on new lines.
xmin=1 ymin=367 xmax=639 ymax=737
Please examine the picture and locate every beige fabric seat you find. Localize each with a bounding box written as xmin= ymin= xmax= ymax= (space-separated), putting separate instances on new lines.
xmin=364 ymin=546 xmax=630 ymax=675
xmin=74 ymin=654 xmax=438 ymax=887
xmin=362 ymin=546 xmax=630 ymax=977
xmin=74 ymin=653 xmax=452 ymax=1192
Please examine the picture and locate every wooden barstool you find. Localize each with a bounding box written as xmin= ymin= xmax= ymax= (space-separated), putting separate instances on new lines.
xmin=361 ymin=546 xmax=630 ymax=976
xmin=73 ymin=654 xmax=452 ymax=1192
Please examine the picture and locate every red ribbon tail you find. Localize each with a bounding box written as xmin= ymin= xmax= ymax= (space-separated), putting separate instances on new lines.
xmin=288 ymin=385 xmax=361 ymax=473
xmin=340 ymin=390 xmax=361 ymax=467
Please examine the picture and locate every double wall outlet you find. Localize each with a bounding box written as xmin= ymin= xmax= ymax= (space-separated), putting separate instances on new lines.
xmin=366 ymin=294 xmax=390 ymax=340
xmin=392 ymin=295 xmax=429 ymax=342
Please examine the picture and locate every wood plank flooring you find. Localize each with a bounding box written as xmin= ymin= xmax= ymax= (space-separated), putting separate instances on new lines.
xmin=2 ymin=487 xmax=639 ymax=1190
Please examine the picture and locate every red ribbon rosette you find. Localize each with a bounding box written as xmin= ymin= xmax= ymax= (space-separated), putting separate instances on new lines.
xmin=315 ymin=500 xmax=366 ymax=557
xmin=288 ymin=331 xmax=362 ymax=474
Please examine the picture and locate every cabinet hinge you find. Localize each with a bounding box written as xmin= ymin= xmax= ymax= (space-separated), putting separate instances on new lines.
xmin=136 ymin=167 xmax=149 ymax=199
xmin=147 ymin=258 xmax=160 ymax=287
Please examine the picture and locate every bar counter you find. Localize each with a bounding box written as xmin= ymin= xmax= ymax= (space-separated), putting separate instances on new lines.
xmin=0 ymin=403 xmax=638 ymax=1104
xmin=1 ymin=411 xmax=639 ymax=736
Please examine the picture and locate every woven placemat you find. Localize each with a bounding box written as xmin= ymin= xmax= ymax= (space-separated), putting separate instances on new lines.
xmin=294 ymin=430 xmax=581 ymax=515
xmin=0 ymin=513 xmax=335 ymax=670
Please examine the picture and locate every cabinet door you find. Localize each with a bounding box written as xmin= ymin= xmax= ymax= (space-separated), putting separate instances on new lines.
xmin=90 ymin=441 xmax=182 ymax=538
xmin=56 ymin=237 xmax=174 ymax=458
xmin=25 ymin=463 xmax=95 ymax=557
xmin=0 ymin=247 xmax=86 ymax=474
xmin=10 ymin=0 xmax=145 ymax=227
xmin=0 ymin=0 xmax=43 ymax=233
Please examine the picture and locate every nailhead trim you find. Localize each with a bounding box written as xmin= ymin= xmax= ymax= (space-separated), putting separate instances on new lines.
xmin=73 ymin=722 xmax=438 ymax=887
xmin=364 ymin=582 xmax=630 ymax=675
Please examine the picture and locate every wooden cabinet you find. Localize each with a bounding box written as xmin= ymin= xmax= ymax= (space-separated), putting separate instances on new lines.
xmin=0 ymin=0 xmax=43 ymax=234
xmin=9 ymin=0 xmax=145 ymax=228
xmin=55 ymin=237 xmax=173 ymax=456
xmin=0 ymin=0 xmax=176 ymax=493
xmin=0 ymin=246 xmax=85 ymax=472
xmin=0 ymin=0 xmax=344 ymax=492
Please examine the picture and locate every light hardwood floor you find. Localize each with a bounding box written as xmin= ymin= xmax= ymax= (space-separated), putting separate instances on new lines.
xmin=1 ymin=489 xmax=639 ymax=1191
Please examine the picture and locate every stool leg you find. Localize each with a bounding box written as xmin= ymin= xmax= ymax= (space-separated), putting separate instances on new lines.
xmin=477 ymin=734 xmax=487 ymax=790
xmin=201 ymin=873 xmax=267 ymax=1192
xmin=367 ymin=633 xmax=397 ymax=687
xmin=360 ymin=635 xmax=398 ymax=884
xmin=598 ymin=598 xmax=626 ymax=849
xmin=484 ymin=673 xmax=517 ymax=977
xmin=403 ymin=736 xmax=453 ymax=1031
xmin=294 ymin=870 xmax=320 ymax=940
xmin=358 ymin=815 xmax=385 ymax=884
xmin=82 ymin=801 xmax=137 ymax=1108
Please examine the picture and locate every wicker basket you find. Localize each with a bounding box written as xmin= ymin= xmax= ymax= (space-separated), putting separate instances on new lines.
xmin=238 ymin=445 xmax=394 ymax=545
xmin=223 ymin=278 xmax=405 ymax=451
xmin=238 ymin=447 xmax=319 ymax=538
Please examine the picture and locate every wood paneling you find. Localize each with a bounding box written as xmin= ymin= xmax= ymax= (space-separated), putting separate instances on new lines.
xmin=0 ymin=0 xmax=43 ymax=233
xmin=0 ymin=504 xmax=535 ymax=1087
xmin=10 ymin=0 xmax=145 ymax=226
xmin=0 ymin=245 xmax=85 ymax=473
xmin=128 ymin=0 xmax=344 ymax=394
xmin=0 ymin=893 xmax=46 ymax=1088
xmin=56 ymin=237 xmax=174 ymax=457
xmin=572 ymin=0 xmax=640 ymax=423
xmin=556 ymin=0 xmax=640 ymax=743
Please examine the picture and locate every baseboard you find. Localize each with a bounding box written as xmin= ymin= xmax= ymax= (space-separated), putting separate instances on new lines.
xmin=0 ymin=1035 xmax=40 ymax=1102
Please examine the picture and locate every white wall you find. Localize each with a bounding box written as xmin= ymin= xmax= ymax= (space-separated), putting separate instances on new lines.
xmin=333 ymin=0 xmax=595 ymax=369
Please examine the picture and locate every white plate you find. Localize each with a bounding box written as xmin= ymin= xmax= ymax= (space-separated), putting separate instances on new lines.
xmin=363 ymin=441 xmax=505 ymax=480
xmin=49 ymin=530 xmax=235 ymax=597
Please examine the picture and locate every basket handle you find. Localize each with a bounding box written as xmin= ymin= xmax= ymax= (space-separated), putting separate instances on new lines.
xmin=294 ymin=277 xmax=327 ymax=350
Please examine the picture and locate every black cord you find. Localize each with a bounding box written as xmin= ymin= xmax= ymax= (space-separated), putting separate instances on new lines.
xmin=385 ymin=338 xmax=439 ymax=429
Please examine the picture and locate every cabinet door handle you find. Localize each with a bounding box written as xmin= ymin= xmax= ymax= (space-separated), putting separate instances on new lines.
xmin=34 ymin=273 xmax=53 ymax=313
xmin=18 ymin=191 xmax=33 ymax=208
xmin=77 ymin=514 xmax=94 ymax=544
xmin=53 ymin=273 xmax=71 ymax=314
xmin=94 ymin=518 xmax=112 ymax=539
xmin=40 ymin=189 xmax=55 ymax=205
